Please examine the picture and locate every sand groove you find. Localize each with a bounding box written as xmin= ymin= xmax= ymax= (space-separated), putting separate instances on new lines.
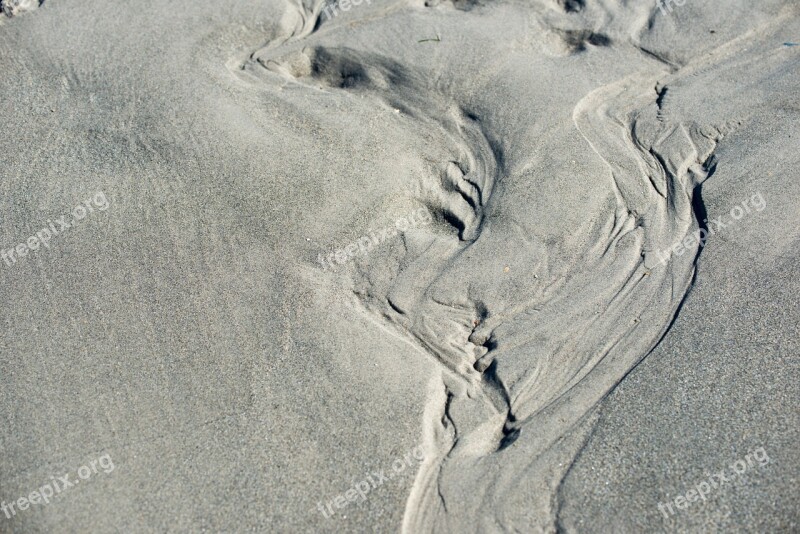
xmin=397 ymin=69 xmax=730 ymax=534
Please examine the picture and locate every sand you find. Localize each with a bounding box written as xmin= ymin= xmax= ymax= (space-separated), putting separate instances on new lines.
xmin=0 ymin=0 xmax=797 ymax=531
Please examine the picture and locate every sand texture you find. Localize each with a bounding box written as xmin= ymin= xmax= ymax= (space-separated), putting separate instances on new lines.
xmin=1 ymin=0 xmax=798 ymax=532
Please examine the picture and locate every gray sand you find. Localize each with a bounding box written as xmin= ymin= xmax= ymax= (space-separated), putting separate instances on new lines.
xmin=1 ymin=0 xmax=797 ymax=532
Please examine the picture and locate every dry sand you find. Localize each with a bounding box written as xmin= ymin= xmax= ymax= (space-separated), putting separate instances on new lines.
xmin=1 ymin=0 xmax=798 ymax=532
